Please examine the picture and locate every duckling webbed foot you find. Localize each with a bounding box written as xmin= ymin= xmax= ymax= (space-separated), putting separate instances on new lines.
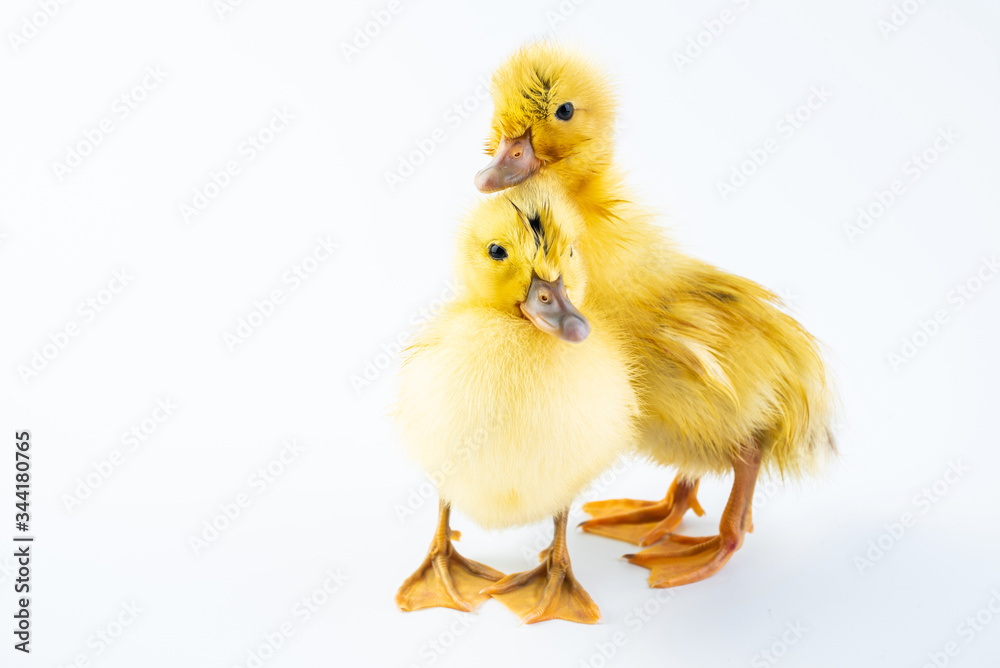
xmin=580 ymin=474 xmax=704 ymax=546
xmin=396 ymin=501 xmax=504 ymax=612
xmin=625 ymin=449 xmax=760 ymax=588
xmin=483 ymin=511 xmax=600 ymax=624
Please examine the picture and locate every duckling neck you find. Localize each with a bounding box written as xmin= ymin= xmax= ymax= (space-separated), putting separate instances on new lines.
xmin=560 ymin=168 xmax=633 ymax=237
xmin=546 ymin=167 xmax=627 ymax=219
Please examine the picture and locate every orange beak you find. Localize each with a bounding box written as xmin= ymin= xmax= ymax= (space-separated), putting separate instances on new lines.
xmin=474 ymin=133 xmax=541 ymax=193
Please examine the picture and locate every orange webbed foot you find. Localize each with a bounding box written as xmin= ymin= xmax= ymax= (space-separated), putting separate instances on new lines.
xmin=624 ymin=534 xmax=739 ymax=588
xmin=483 ymin=512 xmax=600 ymax=625
xmin=396 ymin=502 xmax=504 ymax=613
xmin=623 ymin=449 xmax=761 ymax=588
xmin=396 ymin=543 xmax=505 ymax=612
xmin=580 ymin=475 xmax=704 ymax=546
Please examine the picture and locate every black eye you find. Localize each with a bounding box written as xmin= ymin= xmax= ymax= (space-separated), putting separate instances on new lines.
xmin=488 ymin=243 xmax=508 ymax=261
xmin=555 ymin=102 xmax=574 ymax=121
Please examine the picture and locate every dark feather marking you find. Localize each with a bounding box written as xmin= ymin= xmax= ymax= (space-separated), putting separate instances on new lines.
xmin=528 ymin=213 xmax=543 ymax=250
xmin=514 ymin=67 xmax=551 ymax=119
xmin=533 ymin=67 xmax=552 ymax=93
xmin=707 ymin=290 xmax=737 ymax=303
xmin=510 ymin=200 xmax=542 ymax=250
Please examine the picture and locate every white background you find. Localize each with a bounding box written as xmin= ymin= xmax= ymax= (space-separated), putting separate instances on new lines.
xmin=2 ymin=1 xmax=999 ymax=666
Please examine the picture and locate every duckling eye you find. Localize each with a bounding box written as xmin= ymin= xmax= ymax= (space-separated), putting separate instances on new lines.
xmin=555 ymin=102 xmax=574 ymax=121
xmin=488 ymin=243 xmax=508 ymax=261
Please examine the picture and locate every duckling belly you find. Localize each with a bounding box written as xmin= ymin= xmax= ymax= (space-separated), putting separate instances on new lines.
xmin=433 ymin=398 xmax=628 ymax=529
xmin=395 ymin=308 xmax=637 ymax=530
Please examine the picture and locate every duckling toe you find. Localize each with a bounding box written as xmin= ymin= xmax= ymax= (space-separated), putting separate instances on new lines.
xmin=580 ymin=477 xmax=705 ymax=546
xmin=624 ymin=534 xmax=738 ymax=588
xmin=581 ymin=496 xmax=662 ymax=518
xmin=483 ymin=512 xmax=601 ymax=625
xmin=484 ymin=561 xmax=601 ymax=625
xmin=396 ymin=549 xmax=505 ymax=613
xmin=579 ymin=511 xmax=667 ymax=546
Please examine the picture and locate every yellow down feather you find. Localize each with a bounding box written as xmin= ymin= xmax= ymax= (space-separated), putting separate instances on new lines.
xmin=485 ymin=44 xmax=835 ymax=480
xmin=394 ymin=183 xmax=639 ymax=528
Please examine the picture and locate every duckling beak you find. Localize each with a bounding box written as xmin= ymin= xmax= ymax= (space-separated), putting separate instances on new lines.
xmin=474 ymin=134 xmax=541 ymax=193
xmin=519 ymin=274 xmax=590 ymax=343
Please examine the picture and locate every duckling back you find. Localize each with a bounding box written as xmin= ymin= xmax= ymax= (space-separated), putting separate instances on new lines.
xmin=543 ymin=171 xmax=835 ymax=480
xmin=395 ymin=303 xmax=637 ymax=529
xmin=631 ymin=263 xmax=836 ymax=480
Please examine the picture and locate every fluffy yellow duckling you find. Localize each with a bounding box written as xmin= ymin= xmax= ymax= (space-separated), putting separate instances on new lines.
xmin=394 ymin=182 xmax=638 ymax=623
xmin=475 ymin=43 xmax=835 ymax=588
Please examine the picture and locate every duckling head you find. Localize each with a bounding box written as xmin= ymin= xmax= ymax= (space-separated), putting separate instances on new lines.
xmin=475 ymin=43 xmax=616 ymax=194
xmin=458 ymin=183 xmax=590 ymax=343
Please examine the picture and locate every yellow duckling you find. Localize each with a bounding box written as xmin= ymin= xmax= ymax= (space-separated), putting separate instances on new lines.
xmin=475 ymin=43 xmax=835 ymax=587
xmin=394 ymin=181 xmax=638 ymax=623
